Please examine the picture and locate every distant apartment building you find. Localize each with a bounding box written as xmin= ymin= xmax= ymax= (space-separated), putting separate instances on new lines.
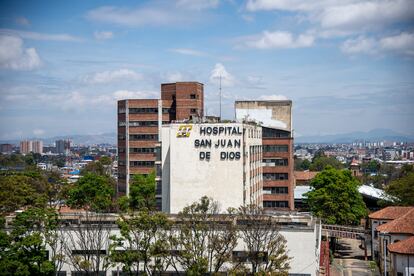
xmin=19 ymin=140 xmax=43 ymax=154
xmin=117 ymin=82 xmax=204 ymax=206
xmin=235 ymin=101 xmax=295 ymax=210
xmin=32 ymin=140 xmax=43 ymax=154
xmin=56 ymin=139 xmax=71 ymax=154
xmin=20 ymin=140 xmax=32 ymax=154
xmin=0 ymin=144 xmax=13 ymax=154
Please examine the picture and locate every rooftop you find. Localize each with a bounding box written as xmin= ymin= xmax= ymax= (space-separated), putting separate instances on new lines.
xmin=294 ymin=170 xmax=319 ymax=181
xmin=376 ymin=208 xmax=414 ymax=234
xmin=368 ymin=206 xmax=413 ymax=220
xmin=388 ymin=236 xmax=414 ymax=255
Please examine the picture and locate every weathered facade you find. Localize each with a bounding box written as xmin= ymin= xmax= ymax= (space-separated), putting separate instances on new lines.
xmin=235 ymin=101 xmax=295 ymax=210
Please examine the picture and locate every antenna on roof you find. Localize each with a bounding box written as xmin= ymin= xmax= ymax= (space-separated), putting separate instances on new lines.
xmin=219 ymin=75 xmax=222 ymax=120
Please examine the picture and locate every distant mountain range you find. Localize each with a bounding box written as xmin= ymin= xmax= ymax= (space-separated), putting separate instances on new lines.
xmin=295 ymin=128 xmax=414 ymax=144
xmin=2 ymin=128 xmax=413 ymax=146
xmin=1 ymin=132 xmax=117 ymax=146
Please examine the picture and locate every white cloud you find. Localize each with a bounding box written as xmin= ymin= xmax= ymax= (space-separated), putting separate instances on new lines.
xmin=258 ymin=94 xmax=289 ymax=101
xmin=15 ymin=16 xmax=30 ymax=26
xmin=242 ymin=31 xmax=314 ymax=49
xmin=0 ymin=35 xmax=41 ymax=70
xmin=341 ymin=32 xmax=414 ymax=56
xmin=0 ymin=29 xmax=82 ymax=42
xmin=165 ymin=72 xmax=185 ymax=82
xmin=380 ymin=32 xmax=414 ymax=56
xmin=246 ymin=0 xmax=414 ymax=35
xmin=113 ymin=90 xmax=156 ymax=100
xmin=320 ymin=1 xmax=414 ymax=31
xmin=340 ymin=36 xmax=376 ymax=55
xmin=176 ymin=0 xmax=219 ymax=10
xmin=33 ymin=129 xmax=45 ymax=136
xmin=82 ymin=69 xmax=143 ymax=84
xmin=94 ymin=31 xmax=113 ymax=40
xmin=169 ymin=48 xmax=207 ymax=56
xmin=209 ymin=63 xmax=235 ymax=87
xmin=87 ymin=5 xmax=191 ymax=27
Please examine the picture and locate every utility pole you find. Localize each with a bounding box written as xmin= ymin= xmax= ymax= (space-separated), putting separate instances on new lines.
xmin=219 ymin=75 xmax=222 ymax=120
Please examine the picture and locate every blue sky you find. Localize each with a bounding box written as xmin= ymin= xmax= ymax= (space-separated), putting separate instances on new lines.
xmin=0 ymin=0 xmax=413 ymax=140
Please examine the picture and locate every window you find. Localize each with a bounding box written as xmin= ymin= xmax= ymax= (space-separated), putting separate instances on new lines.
xmin=129 ymin=161 xmax=155 ymax=167
xmin=263 ymin=187 xmax=288 ymax=194
xmin=118 ymin=148 xmax=125 ymax=153
xmin=72 ymin=250 xmax=106 ymax=255
xmin=190 ymin=94 xmax=196 ymax=99
xmin=118 ymin=121 xmax=126 ymax=127
xmin=263 ymin=158 xmax=288 ymax=166
xmin=263 ymin=173 xmax=288 ymax=181
xmin=130 ymin=148 xmax=155 ymax=153
xmin=263 ymin=145 xmax=288 ymax=152
xmin=129 ymin=121 xmax=158 ymax=127
xmin=190 ymin=108 xmax=197 ymax=113
xmin=118 ymin=135 xmax=126 ymax=140
xmin=129 ymin=108 xmax=158 ymax=114
xmin=262 ymin=127 xmax=291 ymax=138
xmin=263 ymin=201 xmax=288 ymax=208
xmin=129 ymin=134 xmax=158 ymax=141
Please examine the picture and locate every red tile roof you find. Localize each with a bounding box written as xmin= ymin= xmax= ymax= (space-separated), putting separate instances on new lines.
xmin=368 ymin=206 xmax=414 ymax=220
xmin=294 ymin=170 xmax=319 ymax=181
xmin=388 ymin=236 xmax=414 ymax=255
xmin=376 ymin=208 xmax=414 ymax=235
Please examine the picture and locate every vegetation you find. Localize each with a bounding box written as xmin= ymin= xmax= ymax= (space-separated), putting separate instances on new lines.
xmin=305 ymin=166 xmax=367 ymax=225
xmin=294 ymin=152 xmax=343 ymax=172
xmin=384 ymin=171 xmax=414 ymax=206
xmin=129 ymin=172 xmax=157 ymax=211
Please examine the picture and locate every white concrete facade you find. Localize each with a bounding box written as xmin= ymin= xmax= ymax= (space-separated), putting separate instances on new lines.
xmin=161 ymin=123 xmax=263 ymax=214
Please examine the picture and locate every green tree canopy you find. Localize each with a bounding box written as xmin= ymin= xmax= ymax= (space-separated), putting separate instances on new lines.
xmin=384 ymin=172 xmax=414 ymax=206
xmin=309 ymin=156 xmax=344 ymax=171
xmin=66 ymin=173 xmax=115 ymax=212
xmin=305 ymin=166 xmax=367 ymax=225
xmin=129 ymin=172 xmax=156 ymax=211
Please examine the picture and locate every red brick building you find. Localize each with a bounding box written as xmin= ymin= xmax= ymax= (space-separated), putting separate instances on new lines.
xmin=235 ymin=101 xmax=295 ymax=210
xmin=117 ymin=82 xmax=204 ymax=207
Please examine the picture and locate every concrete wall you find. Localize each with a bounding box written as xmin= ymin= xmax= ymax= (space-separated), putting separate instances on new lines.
xmin=235 ymin=101 xmax=292 ymax=131
xmin=162 ymin=123 xmax=262 ymax=213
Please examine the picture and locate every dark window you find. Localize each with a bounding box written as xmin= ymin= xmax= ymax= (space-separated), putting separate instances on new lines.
xmin=129 ymin=134 xmax=158 ymax=141
xmin=263 ymin=173 xmax=288 ymax=181
xmin=263 ymin=158 xmax=288 ymax=166
xmin=118 ymin=135 xmax=126 ymax=140
xmin=118 ymin=121 xmax=126 ymax=127
xmin=130 ymin=161 xmax=155 ymax=167
xmin=397 ymin=273 xmax=403 ymax=276
xmin=118 ymin=148 xmax=125 ymax=153
xmin=72 ymin=272 xmax=106 ymax=276
xmin=262 ymin=127 xmax=291 ymax=138
xmin=190 ymin=108 xmax=197 ymax=113
xmin=129 ymin=108 xmax=158 ymax=114
xmin=129 ymin=121 xmax=158 ymax=127
xmin=263 ymin=187 xmax=288 ymax=194
xmin=190 ymin=94 xmax=196 ymax=99
xmin=130 ymin=148 xmax=155 ymax=153
xmin=263 ymin=201 xmax=289 ymax=208
xmin=263 ymin=145 xmax=289 ymax=152
xmin=56 ymin=272 xmax=67 ymax=276
xmin=118 ymin=161 xmax=126 ymax=166
xmin=72 ymin=250 xmax=106 ymax=255
xmin=232 ymin=251 xmax=268 ymax=263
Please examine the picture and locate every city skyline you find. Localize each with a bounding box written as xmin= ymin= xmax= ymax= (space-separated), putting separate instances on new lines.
xmin=1 ymin=0 xmax=414 ymax=140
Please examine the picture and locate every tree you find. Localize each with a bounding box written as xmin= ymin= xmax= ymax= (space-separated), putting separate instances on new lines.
xmin=63 ymin=173 xmax=115 ymax=275
xmin=171 ymin=197 xmax=238 ymax=275
xmin=235 ymin=204 xmax=291 ymax=274
xmin=384 ymin=172 xmax=414 ymax=206
xmin=305 ymin=166 xmax=367 ymax=225
xmin=309 ymin=156 xmax=343 ymax=171
xmin=109 ymin=211 xmax=171 ymax=275
xmin=99 ymin=156 xmax=112 ymax=166
xmin=129 ymin=172 xmax=156 ymax=211
xmin=294 ymin=158 xmax=311 ymax=171
xmin=0 ymin=207 xmax=57 ymax=276
xmin=66 ymin=172 xmax=115 ymax=212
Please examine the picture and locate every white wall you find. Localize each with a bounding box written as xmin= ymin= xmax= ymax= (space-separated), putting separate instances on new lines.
xmin=162 ymin=123 xmax=261 ymax=213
